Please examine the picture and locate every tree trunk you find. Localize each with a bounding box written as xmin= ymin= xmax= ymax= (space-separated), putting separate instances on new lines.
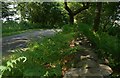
xmin=64 ymin=0 xmax=89 ymax=24
xmin=93 ymin=2 xmax=102 ymax=32
xmin=69 ymin=13 xmax=74 ymax=24
xmin=64 ymin=0 xmax=74 ymax=24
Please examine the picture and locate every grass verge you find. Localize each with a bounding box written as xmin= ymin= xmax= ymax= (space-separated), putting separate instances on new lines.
xmin=1 ymin=25 xmax=80 ymax=77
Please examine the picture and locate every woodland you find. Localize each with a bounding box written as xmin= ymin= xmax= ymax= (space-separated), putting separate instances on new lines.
xmin=1 ymin=1 xmax=120 ymax=78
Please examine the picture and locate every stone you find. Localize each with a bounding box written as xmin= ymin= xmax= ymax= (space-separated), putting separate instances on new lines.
xmin=99 ymin=64 xmax=113 ymax=76
xmin=63 ymin=59 xmax=112 ymax=78
xmin=63 ymin=37 xmax=113 ymax=78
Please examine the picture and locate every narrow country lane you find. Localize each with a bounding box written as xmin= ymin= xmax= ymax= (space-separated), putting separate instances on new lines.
xmin=2 ymin=29 xmax=61 ymax=56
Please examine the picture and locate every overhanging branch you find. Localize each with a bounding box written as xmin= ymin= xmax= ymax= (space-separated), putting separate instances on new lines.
xmin=74 ymin=3 xmax=89 ymax=16
xmin=64 ymin=0 xmax=73 ymax=15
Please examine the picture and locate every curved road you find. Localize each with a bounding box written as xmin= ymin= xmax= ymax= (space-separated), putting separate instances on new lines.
xmin=2 ymin=29 xmax=61 ymax=56
xmin=2 ymin=29 xmax=113 ymax=77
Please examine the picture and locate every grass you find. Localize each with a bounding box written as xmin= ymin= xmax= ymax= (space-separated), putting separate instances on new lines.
xmin=77 ymin=23 xmax=120 ymax=77
xmin=3 ymin=29 xmax=30 ymax=37
xmin=2 ymin=29 xmax=43 ymax=37
xmin=2 ymin=21 xmax=42 ymax=37
xmin=2 ymin=21 xmax=64 ymax=37
xmin=1 ymin=25 xmax=81 ymax=77
xmin=77 ymin=23 xmax=120 ymax=59
xmin=1 ymin=23 xmax=120 ymax=77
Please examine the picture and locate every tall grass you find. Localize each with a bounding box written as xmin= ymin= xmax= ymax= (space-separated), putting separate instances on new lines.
xmin=1 ymin=23 xmax=119 ymax=77
xmin=78 ymin=23 xmax=120 ymax=78
xmin=1 ymin=25 xmax=80 ymax=77
xmin=77 ymin=23 xmax=120 ymax=68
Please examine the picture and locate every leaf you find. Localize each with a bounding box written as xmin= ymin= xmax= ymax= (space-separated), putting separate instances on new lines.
xmin=7 ymin=67 xmax=11 ymax=71
xmin=0 ymin=75 xmax=2 ymax=78
xmin=11 ymin=60 xmax=17 ymax=64
xmin=44 ymin=71 xmax=49 ymax=76
xmin=7 ymin=61 xmax=13 ymax=68
xmin=17 ymin=56 xmax=27 ymax=63
xmin=0 ymin=66 xmax=7 ymax=71
xmin=21 ymin=57 xmax=27 ymax=62
xmin=17 ymin=58 xmax=21 ymax=62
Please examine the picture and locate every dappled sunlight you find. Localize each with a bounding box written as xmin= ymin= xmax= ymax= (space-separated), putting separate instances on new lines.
xmin=80 ymin=55 xmax=90 ymax=60
xmin=1 ymin=1 xmax=120 ymax=77
xmin=93 ymin=31 xmax=101 ymax=41
xmin=2 ymin=29 xmax=59 ymax=56
xmin=99 ymin=64 xmax=113 ymax=75
xmin=30 ymin=43 xmax=40 ymax=51
xmin=69 ymin=39 xmax=75 ymax=48
xmin=7 ymin=48 xmax=29 ymax=53
xmin=6 ymin=40 xmax=28 ymax=45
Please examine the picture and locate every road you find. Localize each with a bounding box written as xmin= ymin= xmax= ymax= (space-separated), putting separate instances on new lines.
xmin=2 ymin=29 xmax=61 ymax=56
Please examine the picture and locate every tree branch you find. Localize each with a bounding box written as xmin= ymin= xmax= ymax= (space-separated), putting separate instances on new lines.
xmin=64 ymin=0 xmax=73 ymax=15
xmin=74 ymin=2 xmax=89 ymax=16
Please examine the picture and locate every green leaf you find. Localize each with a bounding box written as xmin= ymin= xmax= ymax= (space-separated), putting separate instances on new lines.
xmin=0 ymin=66 xmax=7 ymax=71
xmin=11 ymin=60 xmax=17 ymax=64
xmin=7 ymin=61 xmax=13 ymax=68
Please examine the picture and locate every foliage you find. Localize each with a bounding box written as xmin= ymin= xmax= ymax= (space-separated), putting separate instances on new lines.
xmin=2 ymin=20 xmax=59 ymax=37
xmin=77 ymin=23 xmax=120 ymax=74
xmin=1 ymin=27 xmax=80 ymax=77
xmin=0 ymin=56 xmax=27 ymax=78
xmin=62 ymin=24 xmax=77 ymax=33
xmin=17 ymin=2 xmax=68 ymax=26
xmin=79 ymin=24 xmax=119 ymax=57
xmin=100 ymin=2 xmax=119 ymax=32
xmin=75 ymin=2 xmax=119 ymax=31
xmin=2 ymin=2 xmax=16 ymax=19
xmin=75 ymin=3 xmax=96 ymax=25
xmin=2 ymin=2 xmax=120 ymax=77
xmin=2 ymin=21 xmax=31 ymax=37
xmin=108 ymin=23 xmax=120 ymax=38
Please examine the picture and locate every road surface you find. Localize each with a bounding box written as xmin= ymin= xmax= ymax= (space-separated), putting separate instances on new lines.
xmin=2 ymin=29 xmax=61 ymax=56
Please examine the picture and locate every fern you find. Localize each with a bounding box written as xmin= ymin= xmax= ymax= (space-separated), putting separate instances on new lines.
xmin=0 ymin=56 xmax=27 ymax=78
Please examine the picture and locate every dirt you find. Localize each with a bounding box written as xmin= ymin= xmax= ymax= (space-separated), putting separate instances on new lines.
xmin=63 ymin=34 xmax=113 ymax=78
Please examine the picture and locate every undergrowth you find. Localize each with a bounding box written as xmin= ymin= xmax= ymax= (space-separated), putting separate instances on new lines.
xmin=2 ymin=21 xmax=41 ymax=37
xmin=2 ymin=21 xmax=64 ymax=37
xmin=1 ymin=25 xmax=80 ymax=77
xmin=77 ymin=23 xmax=120 ymax=77
xmin=1 ymin=23 xmax=120 ymax=77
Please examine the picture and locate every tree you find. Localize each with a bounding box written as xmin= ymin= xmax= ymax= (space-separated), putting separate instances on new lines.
xmin=93 ymin=2 xmax=102 ymax=32
xmin=64 ymin=0 xmax=89 ymax=24
xmin=2 ymin=2 xmax=16 ymax=21
xmin=100 ymin=2 xmax=119 ymax=32
xmin=17 ymin=2 xmax=68 ymax=27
